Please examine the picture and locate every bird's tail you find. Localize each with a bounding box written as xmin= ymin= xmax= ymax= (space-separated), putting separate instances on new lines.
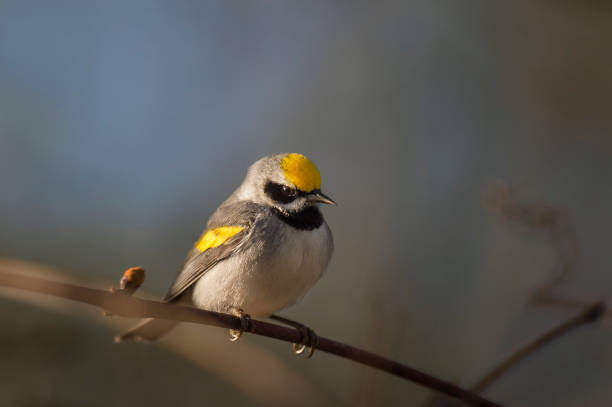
xmin=115 ymin=318 xmax=178 ymax=343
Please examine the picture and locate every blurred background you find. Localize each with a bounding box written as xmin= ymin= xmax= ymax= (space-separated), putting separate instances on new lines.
xmin=1 ymin=1 xmax=612 ymax=406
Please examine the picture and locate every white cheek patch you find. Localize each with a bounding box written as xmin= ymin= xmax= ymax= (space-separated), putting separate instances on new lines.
xmin=278 ymin=197 xmax=309 ymax=213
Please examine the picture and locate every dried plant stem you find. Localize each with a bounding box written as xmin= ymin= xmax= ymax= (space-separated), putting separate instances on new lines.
xmin=424 ymin=301 xmax=605 ymax=407
xmin=0 ymin=269 xmax=501 ymax=407
xmin=470 ymin=301 xmax=605 ymax=394
xmin=534 ymin=294 xmax=612 ymax=317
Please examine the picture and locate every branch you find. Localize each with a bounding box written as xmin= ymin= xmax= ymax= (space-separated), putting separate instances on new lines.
xmin=424 ymin=301 xmax=605 ymax=406
xmin=421 ymin=184 xmax=605 ymax=406
xmin=0 ymin=260 xmax=336 ymax=407
xmin=0 ymin=269 xmax=502 ymax=407
xmin=469 ymin=300 xmax=604 ymax=393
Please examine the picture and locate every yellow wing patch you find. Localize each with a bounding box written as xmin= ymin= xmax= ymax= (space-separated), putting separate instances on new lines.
xmin=196 ymin=226 xmax=244 ymax=253
xmin=281 ymin=153 xmax=322 ymax=192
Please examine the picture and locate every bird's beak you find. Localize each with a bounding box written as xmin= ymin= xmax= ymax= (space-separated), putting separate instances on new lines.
xmin=308 ymin=190 xmax=337 ymax=205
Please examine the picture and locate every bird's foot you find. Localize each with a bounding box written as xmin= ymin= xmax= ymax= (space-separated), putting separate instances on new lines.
xmin=229 ymin=308 xmax=252 ymax=342
xmin=293 ymin=325 xmax=318 ymax=358
xmin=271 ymin=314 xmax=318 ymax=358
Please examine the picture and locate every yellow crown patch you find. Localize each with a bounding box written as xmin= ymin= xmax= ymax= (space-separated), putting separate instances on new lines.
xmin=281 ymin=153 xmax=322 ymax=192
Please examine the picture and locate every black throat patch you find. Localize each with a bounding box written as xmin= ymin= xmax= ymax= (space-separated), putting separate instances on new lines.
xmin=272 ymin=206 xmax=323 ymax=230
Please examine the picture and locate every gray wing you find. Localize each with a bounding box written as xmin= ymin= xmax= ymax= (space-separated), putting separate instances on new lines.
xmin=162 ymin=200 xmax=264 ymax=302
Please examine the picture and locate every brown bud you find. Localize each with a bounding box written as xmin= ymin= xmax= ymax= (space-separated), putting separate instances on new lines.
xmin=118 ymin=266 xmax=146 ymax=295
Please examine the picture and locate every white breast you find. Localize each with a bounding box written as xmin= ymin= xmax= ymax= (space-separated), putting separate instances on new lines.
xmin=192 ymin=220 xmax=333 ymax=317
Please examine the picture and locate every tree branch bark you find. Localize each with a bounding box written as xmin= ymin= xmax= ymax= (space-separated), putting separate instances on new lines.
xmin=0 ymin=269 xmax=502 ymax=407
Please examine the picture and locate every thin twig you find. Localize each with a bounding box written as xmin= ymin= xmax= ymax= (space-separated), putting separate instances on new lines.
xmin=0 ymin=269 xmax=502 ymax=407
xmin=424 ymin=181 xmax=605 ymax=407
xmin=470 ymin=301 xmax=604 ymax=393
xmin=423 ymin=301 xmax=605 ymax=407
xmin=535 ymin=294 xmax=612 ymax=320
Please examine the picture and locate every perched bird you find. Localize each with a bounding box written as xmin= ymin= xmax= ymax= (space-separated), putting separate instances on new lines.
xmin=117 ymin=153 xmax=335 ymax=355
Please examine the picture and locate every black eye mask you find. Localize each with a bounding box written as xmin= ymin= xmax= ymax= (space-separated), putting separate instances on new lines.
xmin=264 ymin=181 xmax=305 ymax=204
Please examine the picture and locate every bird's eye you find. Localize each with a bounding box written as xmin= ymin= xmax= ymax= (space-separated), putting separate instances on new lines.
xmin=264 ymin=182 xmax=298 ymax=204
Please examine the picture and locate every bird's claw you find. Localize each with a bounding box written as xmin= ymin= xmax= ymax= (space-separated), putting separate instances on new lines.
xmin=293 ymin=326 xmax=318 ymax=358
xmin=229 ymin=308 xmax=252 ymax=342
xmin=270 ymin=315 xmax=319 ymax=358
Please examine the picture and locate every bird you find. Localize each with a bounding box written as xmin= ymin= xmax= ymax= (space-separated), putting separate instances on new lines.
xmin=116 ymin=153 xmax=335 ymax=356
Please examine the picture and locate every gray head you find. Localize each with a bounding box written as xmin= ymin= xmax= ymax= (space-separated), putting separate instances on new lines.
xmin=234 ymin=153 xmax=336 ymax=213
